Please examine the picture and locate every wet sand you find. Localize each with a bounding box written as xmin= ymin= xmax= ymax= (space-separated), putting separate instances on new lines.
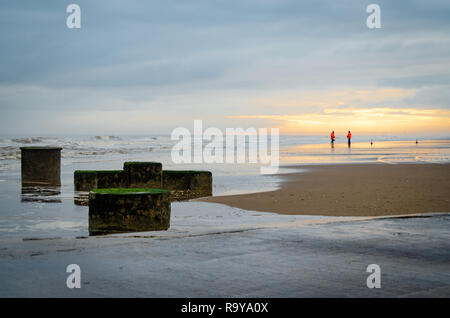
xmin=2 ymin=210 xmax=449 ymax=297
xmin=200 ymin=163 xmax=450 ymax=216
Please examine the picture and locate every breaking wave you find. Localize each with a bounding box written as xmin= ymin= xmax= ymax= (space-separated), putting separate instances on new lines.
xmin=0 ymin=135 xmax=174 ymax=167
xmin=11 ymin=137 xmax=44 ymax=144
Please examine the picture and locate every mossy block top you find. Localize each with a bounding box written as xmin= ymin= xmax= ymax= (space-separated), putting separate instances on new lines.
xmin=20 ymin=146 xmax=62 ymax=150
xmin=75 ymin=170 xmax=98 ymax=175
xmin=75 ymin=170 xmax=122 ymax=175
xmin=92 ymin=188 xmax=171 ymax=195
xmin=124 ymin=162 xmax=162 ymax=166
xmin=163 ymin=170 xmax=212 ymax=175
xmin=96 ymin=170 xmax=123 ymax=175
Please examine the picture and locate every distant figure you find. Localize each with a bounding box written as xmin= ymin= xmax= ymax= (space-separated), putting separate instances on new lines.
xmin=370 ymin=139 xmax=373 ymax=146
xmin=416 ymin=139 xmax=419 ymax=144
xmin=330 ymin=131 xmax=335 ymax=143
xmin=347 ymin=130 xmax=352 ymax=145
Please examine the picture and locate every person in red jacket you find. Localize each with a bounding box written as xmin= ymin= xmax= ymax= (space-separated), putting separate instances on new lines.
xmin=330 ymin=131 xmax=335 ymax=143
xmin=347 ymin=130 xmax=352 ymax=145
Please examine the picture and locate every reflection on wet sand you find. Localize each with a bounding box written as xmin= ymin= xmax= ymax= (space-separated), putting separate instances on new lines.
xmin=74 ymin=191 xmax=89 ymax=206
xmin=21 ymin=186 xmax=61 ymax=203
xmin=281 ymin=139 xmax=450 ymax=165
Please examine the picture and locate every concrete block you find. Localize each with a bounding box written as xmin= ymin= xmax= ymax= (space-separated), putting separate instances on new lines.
xmin=88 ymin=188 xmax=171 ymax=235
xmin=123 ymin=162 xmax=162 ymax=188
xmin=162 ymin=170 xmax=212 ymax=200
xmin=21 ymin=147 xmax=62 ymax=186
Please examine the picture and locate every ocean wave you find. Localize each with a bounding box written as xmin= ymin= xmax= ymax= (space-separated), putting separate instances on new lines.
xmin=0 ymin=154 xmax=20 ymax=160
xmin=0 ymin=146 xmax=16 ymax=151
xmin=93 ymin=136 xmax=122 ymax=141
xmin=11 ymin=137 xmax=45 ymax=144
xmin=0 ymin=135 xmax=175 ymax=172
xmin=0 ymin=146 xmax=21 ymax=160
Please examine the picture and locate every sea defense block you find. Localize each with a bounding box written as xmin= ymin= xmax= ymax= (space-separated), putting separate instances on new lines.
xmin=74 ymin=170 xmax=126 ymax=205
xmin=74 ymin=170 xmax=126 ymax=191
xmin=88 ymin=188 xmax=171 ymax=235
xmin=74 ymin=171 xmax=99 ymax=192
xmin=96 ymin=170 xmax=127 ymax=189
xmin=74 ymin=162 xmax=162 ymax=195
xmin=123 ymin=162 xmax=162 ymax=188
xmin=162 ymin=170 xmax=212 ymax=200
xmin=20 ymin=147 xmax=62 ymax=186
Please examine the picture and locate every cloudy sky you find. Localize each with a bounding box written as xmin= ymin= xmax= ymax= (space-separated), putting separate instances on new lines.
xmin=0 ymin=0 xmax=449 ymax=136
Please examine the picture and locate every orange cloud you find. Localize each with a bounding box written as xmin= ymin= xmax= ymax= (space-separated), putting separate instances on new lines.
xmin=234 ymin=88 xmax=449 ymax=135
xmin=230 ymin=108 xmax=450 ymax=135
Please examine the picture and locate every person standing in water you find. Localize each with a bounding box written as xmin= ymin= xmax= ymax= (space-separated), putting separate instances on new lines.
xmin=347 ymin=130 xmax=352 ymax=145
xmin=330 ymin=131 xmax=335 ymax=143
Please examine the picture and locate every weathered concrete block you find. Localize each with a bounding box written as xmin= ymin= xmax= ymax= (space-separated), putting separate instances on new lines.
xmin=74 ymin=171 xmax=98 ymax=192
xmin=96 ymin=170 xmax=127 ymax=189
xmin=88 ymin=188 xmax=171 ymax=235
xmin=162 ymin=170 xmax=212 ymax=200
xmin=74 ymin=170 xmax=126 ymax=192
xmin=74 ymin=170 xmax=127 ymax=205
xmin=21 ymin=147 xmax=62 ymax=186
xmin=123 ymin=162 xmax=162 ymax=188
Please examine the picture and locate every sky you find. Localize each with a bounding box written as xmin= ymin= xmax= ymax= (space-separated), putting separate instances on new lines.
xmin=0 ymin=0 xmax=449 ymax=136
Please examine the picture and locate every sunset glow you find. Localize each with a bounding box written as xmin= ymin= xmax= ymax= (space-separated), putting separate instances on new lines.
xmin=231 ymin=107 xmax=450 ymax=135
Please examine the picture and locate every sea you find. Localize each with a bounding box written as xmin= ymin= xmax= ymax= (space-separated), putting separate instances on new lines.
xmin=0 ymin=134 xmax=449 ymax=239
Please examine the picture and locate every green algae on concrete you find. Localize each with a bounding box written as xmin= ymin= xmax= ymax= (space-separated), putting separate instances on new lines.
xmin=21 ymin=147 xmax=62 ymax=186
xmin=89 ymin=188 xmax=171 ymax=235
xmin=96 ymin=170 xmax=127 ymax=189
xmin=123 ymin=161 xmax=162 ymax=188
xmin=74 ymin=162 xmax=163 ymax=193
xmin=162 ymin=170 xmax=212 ymax=201
xmin=74 ymin=170 xmax=126 ymax=192
xmin=93 ymin=188 xmax=170 ymax=195
xmin=74 ymin=162 xmax=213 ymax=202
xmin=74 ymin=171 xmax=98 ymax=192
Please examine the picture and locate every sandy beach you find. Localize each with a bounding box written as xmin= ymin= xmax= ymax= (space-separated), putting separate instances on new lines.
xmin=200 ymin=163 xmax=450 ymax=216
xmin=1 ymin=143 xmax=450 ymax=297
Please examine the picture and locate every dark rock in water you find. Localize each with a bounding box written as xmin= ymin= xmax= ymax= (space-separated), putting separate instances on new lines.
xmin=123 ymin=162 xmax=162 ymax=188
xmin=162 ymin=170 xmax=212 ymax=201
xmin=88 ymin=188 xmax=171 ymax=235
xmin=20 ymin=147 xmax=62 ymax=186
